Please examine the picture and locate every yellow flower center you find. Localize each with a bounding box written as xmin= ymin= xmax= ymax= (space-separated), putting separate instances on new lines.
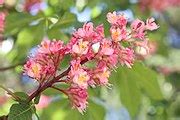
xmin=79 ymin=41 xmax=88 ymax=50
xmin=101 ymin=69 xmax=110 ymax=78
xmin=79 ymin=74 xmax=88 ymax=82
xmin=32 ymin=64 xmax=40 ymax=76
xmin=111 ymin=29 xmax=120 ymax=42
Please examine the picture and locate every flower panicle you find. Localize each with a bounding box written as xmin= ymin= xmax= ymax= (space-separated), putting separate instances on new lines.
xmin=23 ymin=11 xmax=159 ymax=113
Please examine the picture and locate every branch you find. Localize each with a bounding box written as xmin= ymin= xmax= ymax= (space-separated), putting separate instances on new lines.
xmin=27 ymin=67 xmax=71 ymax=102
xmin=0 ymin=62 xmax=24 ymax=72
xmin=27 ymin=57 xmax=89 ymax=102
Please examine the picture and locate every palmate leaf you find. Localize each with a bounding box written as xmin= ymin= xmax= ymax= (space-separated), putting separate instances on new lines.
xmin=8 ymin=103 xmax=33 ymax=120
xmin=110 ymin=62 xmax=163 ymax=117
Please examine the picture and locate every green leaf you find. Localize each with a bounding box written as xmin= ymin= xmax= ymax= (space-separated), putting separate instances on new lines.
xmin=53 ymin=12 xmax=76 ymax=28
xmin=110 ymin=67 xmax=141 ymax=117
xmin=14 ymin=92 xmax=29 ymax=101
xmin=8 ymin=103 xmax=33 ymax=120
xmin=5 ymin=13 xmax=41 ymax=35
xmin=110 ymin=62 xmax=163 ymax=117
xmin=132 ymin=63 xmax=163 ymax=100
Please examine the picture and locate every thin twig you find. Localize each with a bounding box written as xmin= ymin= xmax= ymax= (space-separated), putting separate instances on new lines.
xmin=51 ymin=86 xmax=67 ymax=95
xmin=27 ymin=66 xmax=71 ymax=102
xmin=56 ymin=80 xmax=67 ymax=83
xmin=0 ymin=62 xmax=24 ymax=72
xmin=0 ymin=85 xmax=20 ymax=101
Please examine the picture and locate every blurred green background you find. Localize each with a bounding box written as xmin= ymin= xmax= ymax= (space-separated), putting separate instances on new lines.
xmin=0 ymin=0 xmax=180 ymax=120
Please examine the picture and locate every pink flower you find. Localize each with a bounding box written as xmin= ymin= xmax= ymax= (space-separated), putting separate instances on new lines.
xmin=131 ymin=19 xmax=146 ymax=40
xmin=95 ymin=24 xmax=104 ymax=38
xmin=119 ymin=48 xmax=135 ymax=68
xmin=116 ymin=14 xmax=128 ymax=27
xmin=72 ymin=39 xmax=89 ymax=55
xmin=69 ymin=59 xmax=89 ymax=88
xmin=69 ymin=59 xmax=81 ymax=75
xmin=24 ymin=60 xmax=42 ymax=79
xmin=73 ymin=22 xmax=104 ymax=43
xmin=110 ymin=27 xmax=128 ymax=42
xmin=74 ymin=22 xmax=94 ymax=40
xmin=24 ymin=53 xmax=56 ymax=81
xmin=100 ymin=39 xmax=114 ymax=56
xmin=107 ymin=11 xmax=118 ymax=25
xmin=72 ymin=69 xmax=90 ymax=89
xmin=66 ymin=87 xmax=88 ymax=113
xmin=146 ymin=17 xmax=159 ymax=31
xmin=131 ymin=21 xmax=145 ymax=39
xmin=69 ymin=23 xmax=105 ymax=59
xmin=131 ymin=19 xmax=145 ymax=31
xmin=107 ymin=11 xmax=127 ymax=27
xmin=38 ymin=39 xmax=64 ymax=54
xmin=95 ymin=39 xmax=118 ymax=67
xmin=92 ymin=65 xmax=111 ymax=86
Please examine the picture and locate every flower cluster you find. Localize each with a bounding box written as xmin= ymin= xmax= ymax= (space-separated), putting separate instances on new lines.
xmin=24 ymin=11 xmax=159 ymax=113
xmin=24 ymin=39 xmax=66 ymax=82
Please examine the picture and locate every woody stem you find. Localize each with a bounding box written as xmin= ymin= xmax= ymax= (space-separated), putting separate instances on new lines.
xmin=27 ymin=58 xmax=89 ymax=102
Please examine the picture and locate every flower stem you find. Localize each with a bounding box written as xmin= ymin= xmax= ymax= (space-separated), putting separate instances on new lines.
xmin=51 ymin=86 xmax=67 ymax=95
xmin=0 ymin=62 xmax=24 ymax=72
xmin=27 ymin=57 xmax=89 ymax=102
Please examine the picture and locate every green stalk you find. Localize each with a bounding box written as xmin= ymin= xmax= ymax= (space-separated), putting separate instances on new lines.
xmin=0 ymin=85 xmax=20 ymax=101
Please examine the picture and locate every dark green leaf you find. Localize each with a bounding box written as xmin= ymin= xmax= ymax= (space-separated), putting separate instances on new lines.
xmin=14 ymin=92 xmax=29 ymax=101
xmin=8 ymin=103 xmax=33 ymax=120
